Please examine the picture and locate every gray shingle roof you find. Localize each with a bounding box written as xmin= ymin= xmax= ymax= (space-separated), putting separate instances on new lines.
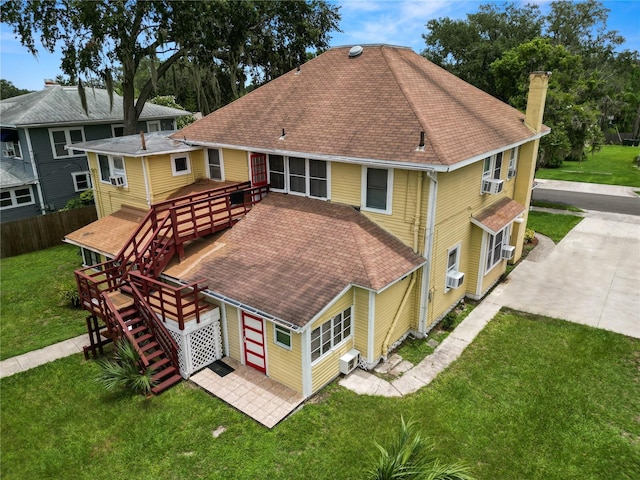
xmin=69 ymin=131 xmax=200 ymax=157
xmin=0 ymin=157 xmax=36 ymax=188
xmin=0 ymin=86 xmax=190 ymax=127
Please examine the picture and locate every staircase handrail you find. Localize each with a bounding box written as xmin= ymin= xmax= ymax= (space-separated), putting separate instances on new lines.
xmin=129 ymin=282 xmax=180 ymax=370
xmin=101 ymin=292 xmax=150 ymax=368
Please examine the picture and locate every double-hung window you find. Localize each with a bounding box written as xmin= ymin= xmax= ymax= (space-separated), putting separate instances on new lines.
xmin=98 ymin=154 xmax=127 ymax=186
xmin=310 ymin=307 xmax=352 ymax=363
xmin=363 ymin=167 xmax=393 ymax=214
xmin=268 ymin=155 xmax=328 ymax=199
xmin=445 ymin=244 xmax=461 ymax=291
xmin=207 ymin=148 xmax=223 ymax=180
xmin=147 ymin=120 xmax=161 ymax=132
xmin=111 ymin=125 xmax=124 ymax=137
xmin=0 ymin=186 xmax=34 ymax=209
xmin=72 ymin=171 xmax=92 ymax=192
xmin=49 ymin=128 xmax=85 ymax=158
xmin=171 ymin=153 xmax=191 ymax=176
xmin=2 ymin=140 xmax=21 ymax=158
xmin=508 ymin=148 xmax=518 ymax=179
xmin=486 ymin=225 xmax=509 ymax=273
xmin=482 ymin=153 xmax=503 ymax=180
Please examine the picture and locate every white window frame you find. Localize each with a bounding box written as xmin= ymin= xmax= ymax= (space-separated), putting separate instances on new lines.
xmin=81 ymin=248 xmax=102 ymax=269
xmin=2 ymin=140 xmax=21 ymax=158
xmin=362 ymin=167 xmax=393 ymax=214
xmin=171 ymin=153 xmax=191 ymax=176
xmin=98 ymin=154 xmax=127 ymax=186
xmin=49 ymin=127 xmax=86 ymax=159
xmin=274 ymin=324 xmax=292 ymax=350
xmin=0 ymin=186 xmax=35 ymax=209
xmin=71 ymin=171 xmax=92 ymax=192
xmin=444 ymin=243 xmax=461 ymax=292
xmin=207 ymin=148 xmax=224 ymax=181
xmin=508 ymin=147 xmax=518 ymax=180
xmin=485 ymin=225 xmax=510 ymax=274
xmin=111 ymin=124 xmax=124 ymax=137
xmin=147 ymin=120 xmax=161 ymax=132
xmin=267 ymin=155 xmax=329 ymax=199
xmin=310 ymin=307 xmax=352 ymax=364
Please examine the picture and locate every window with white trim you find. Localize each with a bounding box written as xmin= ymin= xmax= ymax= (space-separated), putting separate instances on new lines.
xmin=310 ymin=307 xmax=352 ymax=363
xmin=445 ymin=244 xmax=461 ymax=291
xmin=2 ymin=140 xmax=21 ymax=158
xmin=147 ymin=120 xmax=161 ymax=132
xmin=485 ymin=225 xmax=509 ymax=273
xmin=508 ymin=147 xmax=518 ymax=179
xmin=274 ymin=324 xmax=292 ymax=349
xmin=171 ymin=153 xmax=191 ymax=176
xmin=111 ymin=125 xmax=124 ymax=137
xmin=207 ymin=148 xmax=223 ymax=180
xmin=268 ymin=155 xmax=328 ymax=199
xmin=81 ymin=248 xmax=102 ymax=269
xmin=482 ymin=153 xmax=503 ymax=180
xmin=98 ymin=154 xmax=127 ymax=186
xmin=362 ymin=167 xmax=393 ymax=213
xmin=72 ymin=172 xmax=92 ymax=192
xmin=0 ymin=186 xmax=34 ymax=209
xmin=49 ymin=128 xmax=85 ymax=158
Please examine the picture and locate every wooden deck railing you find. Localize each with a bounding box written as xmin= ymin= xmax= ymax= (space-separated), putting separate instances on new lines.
xmin=102 ymin=293 xmax=151 ymax=368
xmin=75 ymin=182 xmax=268 ymax=331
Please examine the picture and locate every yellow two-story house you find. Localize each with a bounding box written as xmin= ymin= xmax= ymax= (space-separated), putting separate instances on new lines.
xmin=66 ymin=45 xmax=549 ymax=399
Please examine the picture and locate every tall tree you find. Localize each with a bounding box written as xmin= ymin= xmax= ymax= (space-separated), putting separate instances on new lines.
xmin=0 ymin=79 xmax=31 ymax=99
xmin=1 ymin=0 xmax=340 ymax=133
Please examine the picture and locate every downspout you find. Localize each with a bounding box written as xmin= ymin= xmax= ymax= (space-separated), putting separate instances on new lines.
xmin=142 ymin=156 xmax=152 ymax=207
xmin=418 ymin=171 xmax=438 ymax=334
xmin=24 ymin=128 xmax=47 ymax=214
xmin=381 ymin=172 xmax=424 ymax=357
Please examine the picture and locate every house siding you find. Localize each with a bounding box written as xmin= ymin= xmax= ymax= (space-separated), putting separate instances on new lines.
xmin=265 ymin=323 xmax=303 ymax=393
xmin=225 ymin=306 xmax=242 ymax=361
xmin=373 ymin=275 xmax=416 ymax=359
xmin=310 ymin=289 xmax=355 ymax=393
xmin=146 ymin=152 xmax=200 ymax=200
xmin=89 ymin=153 xmax=147 ymax=217
xmin=352 ymin=287 xmax=370 ymax=358
xmin=223 ymin=149 xmax=250 ymax=182
xmin=331 ymin=162 xmax=361 ymax=206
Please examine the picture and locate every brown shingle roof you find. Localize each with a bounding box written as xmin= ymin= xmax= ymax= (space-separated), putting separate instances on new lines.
xmin=471 ymin=197 xmax=525 ymax=234
xmin=164 ymin=194 xmax=426 ymax=328
xmin=64 ymin=206 xmax=146 ymax=257
xmin=174 ymin=45 xmax=547 ymax=168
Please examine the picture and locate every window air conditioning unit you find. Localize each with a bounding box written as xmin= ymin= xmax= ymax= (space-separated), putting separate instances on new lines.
xmin=502 ymin=245 xmax=515 ymax=260
xmin=446 ymin=271 xmax=465 ymax=289
xmin=109 ymin=175 xmax=125 ymax=187
xmin=507 ymin=168 xmax=517 ymax=180
xmin=482 ymin=178 xmax=504 ymax=194
xmin=339 ymin=349 xmax=360 ymax=374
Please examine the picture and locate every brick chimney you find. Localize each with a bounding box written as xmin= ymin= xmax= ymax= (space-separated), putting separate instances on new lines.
xmin=524 ymin=71 xmax=551 ymax=134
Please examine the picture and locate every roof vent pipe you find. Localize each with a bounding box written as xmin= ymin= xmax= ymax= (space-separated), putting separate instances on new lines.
xmin=417 ymin=131 xmax=425 ymax=151
xmin=140 ymin=131 xmax=147 ymax=150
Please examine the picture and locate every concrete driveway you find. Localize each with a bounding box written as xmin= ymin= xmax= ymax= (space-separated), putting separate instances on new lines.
xmin=492 ymin=210 xmax=640 ymax=338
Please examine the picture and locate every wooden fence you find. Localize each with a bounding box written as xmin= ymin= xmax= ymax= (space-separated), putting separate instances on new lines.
xmin=1 ymin=206 xmax=98 ymax=258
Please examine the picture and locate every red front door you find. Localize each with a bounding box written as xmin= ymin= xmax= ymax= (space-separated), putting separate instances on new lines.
xmin=250 ymin=153 xmax=268 ymax=187
xmin=242 ymin=312 xmax=266 ymax=374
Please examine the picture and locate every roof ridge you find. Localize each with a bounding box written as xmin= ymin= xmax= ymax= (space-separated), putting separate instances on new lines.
xmin=379 ymin=46 xmax=446 ymax=163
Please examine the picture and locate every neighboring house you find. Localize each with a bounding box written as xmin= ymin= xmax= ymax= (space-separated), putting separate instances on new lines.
xmin=65 ymin=45 xmax=549 ymax=399
xmin=0 ymin=83 xmax=190 ymax=222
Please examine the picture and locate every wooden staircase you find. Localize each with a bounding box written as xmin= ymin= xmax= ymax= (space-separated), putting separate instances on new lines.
xmin=75 ymin=182 xmax=269 ymax=394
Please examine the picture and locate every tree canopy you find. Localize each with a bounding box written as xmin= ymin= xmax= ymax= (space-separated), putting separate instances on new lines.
xmin=0 ymin=79 xmax=31 ymax=99
xmin=423 ymin=0 xmax=639 ymax=166
xmin=1 ymin=0 xmax=341 ymax=134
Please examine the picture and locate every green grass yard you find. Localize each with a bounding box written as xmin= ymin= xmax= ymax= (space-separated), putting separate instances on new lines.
xmin=2 ymin=310 xmax=638 ymax=480
xmin=526 ymin=210 xmax=583 ymax=243
xmin=0 ymin=244 xmax=87 ymax=359
xmin=535 ymin=144 xmax=640 ymax=187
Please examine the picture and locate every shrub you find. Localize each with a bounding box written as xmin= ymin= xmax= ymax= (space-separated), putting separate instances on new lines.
xmin=96 ymin=339 xmax=156 ymax=396
xmin=60 ymin=189 xmax=94 ymax=211
xmin=55 ymin=278 xmax=81 ymax=307
xmin=524 ymin=228 xmax=536 ymax=243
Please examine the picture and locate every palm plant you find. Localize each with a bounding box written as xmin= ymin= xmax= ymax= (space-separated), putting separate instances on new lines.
xmin=367 ymin=417 xmax=475 ymax=480
xmin=96 ymin=339 xmax=156 ymax=396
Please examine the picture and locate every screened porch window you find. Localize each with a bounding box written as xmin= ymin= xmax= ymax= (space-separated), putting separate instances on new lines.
xmin=310 ymin=307 xmax=352 ymax=363
xmin=268 ymin=155 xmax=328 ymax=199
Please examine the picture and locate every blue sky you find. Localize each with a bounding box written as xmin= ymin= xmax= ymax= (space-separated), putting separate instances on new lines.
xmin=1 ymin=0 xmax=639 ymax=91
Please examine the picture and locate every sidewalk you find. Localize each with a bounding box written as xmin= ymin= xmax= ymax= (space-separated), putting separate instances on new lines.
xmin=533 ymin=178 xmax=639 ymax=197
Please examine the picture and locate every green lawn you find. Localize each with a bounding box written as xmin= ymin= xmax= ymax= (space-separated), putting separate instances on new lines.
xmin=535 ymin=144 xmax=640 ymax=187
xmin=2 ymin=310 xmax=638 ymax=480
xmin=0 ymin=244 xmax=88 ymax=359
xmin=526 ymin=210 xmax=583 ymax=243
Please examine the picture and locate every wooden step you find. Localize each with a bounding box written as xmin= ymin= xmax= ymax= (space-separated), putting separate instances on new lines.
xmin=151 ymin=374 xmax=182 ymax=394
xmin=144 ymin=349 xmax=165 ymax=362
xmin=140 ymin=341 xmax=159 ymax=353
xmin=134 ymin=333 xmax=152 ymax=344
xmin=129 ymin=325 xmax=147 ymax=336
xmin=152 ymin=365 xmax=177 ymax=382
xmin=148 ymin=357 xmax=171 ymax=371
